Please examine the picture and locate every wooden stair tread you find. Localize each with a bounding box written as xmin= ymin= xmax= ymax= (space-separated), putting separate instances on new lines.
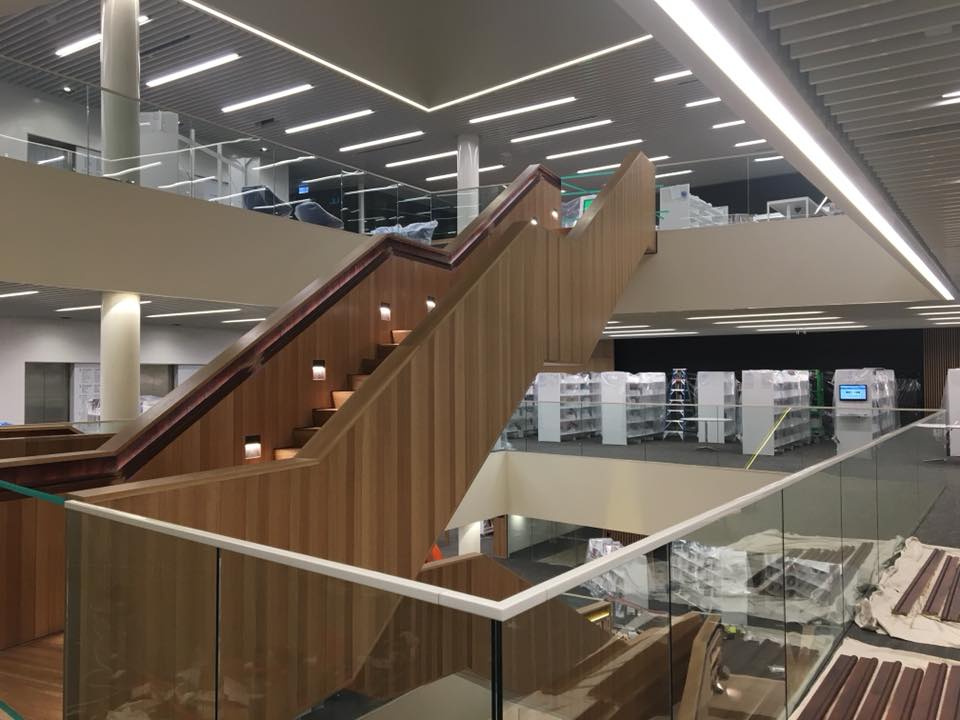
xmin=349 ymin=374 xmax=370 ymax=390
xmin=311 ymin=408 xmax=338 ymax=426
xmin=332 ymin=390 xmax=354 ymax=408
xmin=274 ymin=447 xmax=300 ymax=460
xmin=391 ymin=329 xmax=412 ymax=343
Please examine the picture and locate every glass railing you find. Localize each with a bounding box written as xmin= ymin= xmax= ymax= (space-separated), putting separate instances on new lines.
xmin=0 ymin=53 xmax=506 ymax=246
xmin=0 ymin=409 xmax=950 ymax=718
xmin=560 ymin=154 xmax=842 ymax=230
xmin=495 ymin=401 xmax=928 ymax=473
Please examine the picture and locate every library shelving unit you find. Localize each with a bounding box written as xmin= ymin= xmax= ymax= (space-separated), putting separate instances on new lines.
xmin=696 ymin=371 xmax=738 ymax=443
xmin=599 ymin=371 xmax=667 ymax=445
xmin=833 ymin=368 xmax=898 ymax=454
xmin=537 ymin=372 xmax=601 ymax=442
xmin=659 ymin=183 xmax=728 ymax=229
xmin=664 ymin=368 xmax=690 ymax=440
xmin=741 ymin=370 xmax=811 ymax=456
xmin=503 ymin=382 xmax=537 ymax=439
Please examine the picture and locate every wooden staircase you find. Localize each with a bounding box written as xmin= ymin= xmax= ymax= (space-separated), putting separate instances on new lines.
xmin=274 ymin=330 xmax=412 ymax=460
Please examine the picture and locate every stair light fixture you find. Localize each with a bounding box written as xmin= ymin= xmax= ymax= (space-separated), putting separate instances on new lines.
xmin=37 ymin=155 xmax=66 ymax=165
xmin=530 ymin=217 xmax=539 ymax=226
xmin=654 ymin=70 xmax=693 ymax=83
xmin=469 ymin=97 xmax=576 ymax=124
xmin=511 ymin=119 xmax=612 ymax=144
xmin=340 ymin=131 xmax=424 ymax=153
xmin=145 ymin=52 xmax=240 ymax=88
xmin=285 ymin=109 xmax=374 ymax=134
xmin=243 ymin=435 xmax=262 ymax=460
xmin=546 ymin=139 xmax=644 ymax=160
xmin=222 ymin=83 xmax=313 ymax=113
xmin=551 ymin=209 xmax=559 ymax=220
xmin=380 ymin=303 xmax=391 ymax=321
xmin=426 ymin=297 xmax=437 ymax=311
xmin=55 ymin=15 xmax=150 ymax=57
xmin=312 ymin=360 xmax=327 ymax=381
xmin=654 ymin=0 xmax=954 ymax=300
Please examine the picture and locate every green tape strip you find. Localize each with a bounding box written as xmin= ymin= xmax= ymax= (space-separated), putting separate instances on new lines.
xmin=0 ymin=698 xmax=24 ymax=720
xmin=0 ymin=479 xmax=64 ymax=506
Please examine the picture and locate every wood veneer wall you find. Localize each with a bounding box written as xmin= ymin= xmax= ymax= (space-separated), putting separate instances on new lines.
xmin=0 ymin=433 xmax=111 ymax=461
xmin=923 ymin=328 xmax=960 ymax=408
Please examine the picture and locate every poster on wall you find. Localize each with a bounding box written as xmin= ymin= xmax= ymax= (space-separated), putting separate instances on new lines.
xmin=71 ymin=363 xmax=100 ymax=422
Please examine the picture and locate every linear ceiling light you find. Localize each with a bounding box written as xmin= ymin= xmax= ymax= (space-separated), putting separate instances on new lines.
xmin=147 ymin=308 xmax=242 ymax=318
xmin=56 ymin=301 xmax=151 ymax=312
xmin=943 ymin=90 xmax=960 ymax=99
xmin=604 ymin=328 xmax=678 ymax=334
xmin=284 ymin=109 xmax=374 ymax=134
xmin=602 ymin=325 xmax=652 ymax=330
xmin=934 ymin=97 xmax=960 ymax=108
xmin=654 ymin=0 xmax=954 ymax=300
xmin=181 ymin=1 xmax=650 ymax=112
xmin=656 ymin=169 xmax=693 ymax=178
xmin=655 ymin=69 xmax=693 ymax=82
xmin=299 ymin=172 xmax=363 ymax=184
xmin=928 ymin=315 xmax=960 ymax=321
xmin=754 ymin=155 xmax=783 ymax=162
xmin=157 ymin=176 xmax=216 ymax=189
xmin=546 ymin=139 xmax=644 ymax=160
xmin=103 ymin=161 xmax=162 ymax=178
xmin=918 ymin=310 xmax=960 ymax=316
xmin=713 ymin=120 xmax=745 ymax=129
xmin=609 ymin=331 xmax=699 ymax=338
xmin=578 ymin=156 xmax=669 ymax=174
xmin=340 ymin=131 xmax=424 ymax=152
xmin=648 ymin=155 xmax=671 ymax=162
xmin=426 ymin=165 xmax=504 ymax=182
xmin=907 ymin=304 xmax=960 ymax=309
xmin=222 ymin=83 xmax=313 ymax=113
xmin=934 ymin=321 xmax=960 ymax=325
xmin=0 ymin=290 xmax=39 ymax=299
xmin=740 ymin=321 xmax=858 ymax=330
xmin=55 ymin=15 xmax=150 ymax=57
xmin=753 ymin=325 xmax=867 ymax=332
xmin=688 ymin=310 xmax=824 ymax=320
xmin=253 ymin=155 xmax=315 ymax=171
xmin=222 ymin=317 xmax=267 ymax=324
xmin=735 ymin=139 xmax=767 ymax=147
xmin=343 ymin=184 xmax=399 ymax=196
xmin=145 ymin=52 xmax=240 ymax=88
xmin=686 ymin=97 xmax=721 ymax=107
xmin=385 ymin=150 xmax=457 ymax=168
xmin=511 ymin=119 xmax=612 ymax=144
xmin=37 ymin=155 xmax=65 ymax=165
xmin=208 ymin=188 xmax=265 ymax=202
xmin=713 ymin=316 xmax=842 ymax=325
xmin=469 ymin=97 xmax=576 ymax=124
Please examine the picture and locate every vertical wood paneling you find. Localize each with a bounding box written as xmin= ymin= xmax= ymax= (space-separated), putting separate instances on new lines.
xmin=923 ymin=328 xmax=960 ymax=408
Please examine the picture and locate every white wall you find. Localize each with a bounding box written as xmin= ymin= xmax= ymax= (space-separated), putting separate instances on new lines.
xmin=0 ymin=317 xmax=242 ymax=424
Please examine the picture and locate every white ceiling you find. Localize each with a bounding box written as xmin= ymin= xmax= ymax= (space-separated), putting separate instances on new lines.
xmin=0 ymin=0 xmax=807 ymax=192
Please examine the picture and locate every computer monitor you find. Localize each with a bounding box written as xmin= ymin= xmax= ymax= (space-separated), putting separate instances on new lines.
xmin=838 ymin=384 xmax=868 ymax=401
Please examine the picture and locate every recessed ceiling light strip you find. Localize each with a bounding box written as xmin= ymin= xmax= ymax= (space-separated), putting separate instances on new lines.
xmin=145 ymin=52 xmax=240 ymax=88
xmin=426 ymin=165 xmax=504 ymax=182
xmin=653 ymin=0 xmax=954 ymax=300
xmin=285 ymin=109 xmax=374 ymax=135
xmin=546 ymin=139 xmax=644 ymax=160
xmin=253 ymin=155 xmax=315 ymax=171
xmin=511 ymin=120 xmax=612 ymax=144
xmin=655 ymin=170 xmax=692 ymax=178
xmin=470 ymin=97 xmax=576 ymax=124
xmin=0 ymin=291 xmax=39 ymax=299
xmin=713 ymin=316 xmax=842 ymax=325
xmin=55 ymin=15 xmax=150 ymax=57
xmin=158 ymin=176 xmax=216 ymax=189
xmin=686 ymin=97 xmax=721 ymax=107
xmin=340 ymin=131 xmax=424 ymax=153
xmin=655 ymin=69 xmax=693 ymax=82
xmin=735 ymin=139 xmax=766 ymax=147
xmin=222 ymin=83 xmax=313 ymax=112
xmin=712 ymin=120 xmax=746 ymax=129
xmin=753 ymin=155 xmax=783 ymax=162
xmin=385 ymin=151 xmax=457 ymax=168
xmin=102 ymin=161 xmax=162 ymax=178
xmin=147 ymin=308 xmax=242 ymax=318
xmin=754 ymin=325 xmax=867 ymax=332
xmin=688 ymin=310 xmax=824 ymax=320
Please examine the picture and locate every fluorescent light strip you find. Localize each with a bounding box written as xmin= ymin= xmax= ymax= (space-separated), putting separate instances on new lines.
xmin=147 ymin=308 xmax=242 ymax=318
xmin=385 ymin=150 xmax=457 ymax=168
xmin=713 ymin=316 xmax=842 ymax=325
xmin=284 ymin=109 xmax=374 ymax=135
xmin=181 ymin=1 xmax=649 ymax=112
xmin=340 ymin=131 xmax=424 ymax=152
xmin=578 ymin=163 xmax=621 ymax=173
xmin=754 ymin=155 xmax=783 ymax=162
xmin=209 ymin=188 xmax=264 ymax=202
xmin=934 ymin=321 xmax=960 ymax=325
xmin=688 ymin=310 xmax=824 ymax=320
xmin=686 ymin=97 xmax=721 ymax=107
xmin=656 ymin=170 xmax=693 ymax=178
xmin=907 ymin=304 xmax=960 ymax=310
xmin=55 ymin=15 xmax=150 ymax=57
xmin=654 ymin=0 xmax=953 ymax=300
xmin=103 ymin=161 xmax=162 ymax=178
xmin=739 ymin=321 xmax=857 ymax=330
xmin=222 ymin=318 xmax=267 ymax=324
xmin=735 ymin=139 xmax=767 ymax=147
xmin=814 ymin=196 xmax=829 ymax=215
xmin=299 ymin=172 xmax=363 ymax=184
xmin=145 ymin=52 xmax=240 ymax=88
xmin=511 ymin=120 xmax=612 ymax=144
xmin=754 ymin=325 xmax=867 ymax=332
xmin=943 ymin=90 xmax=960 ymax=99
xmin=426 ymin=165 xmax=504 ymax=182
xmin=610 ymin=331 xmax=700 ymax=338
xmin=602 ymin=325 xmax=651 ymax=330
xmin=222 ymin=84 xmax=312 ymax=113
xmin=712 ymin=120 xmax=745 ymax=129
xmin=918 ymin=310 xmax=960 ymax=316
xmin=253 ymin=155 xmax=315 ymax=171
xmin=0 ymin=291 xmax=38 ymax=299
xmin=655 ymin=69 xmax=693 ymax=82
xmin=928 ymin=315 xmax=960 ymax=321
xmin=648 ymin=155 xmax=671 ymax=162
xmin=470 ymin=97 xmax=576 ymax=124
xmin=157 ymin=176 xmax=215 ymax=190
xmin=605 ymin=321 xmax=620 ymax=325
xmin=934 ymin=97 xmax=960 ymax=108
xmin=546 ymin=139 xmax=644 ymax=160
xmin=604 ymin=328 xmax=677 ymax=334
xmin=344 ymin=184 xmax=399 ymax=196
xmin=57 ymin=301 xmax=152 ymax=312
xmin=398 ymin=195 xmax=431 ymax=203
xmin=37 ymin=155 xmax=65 ymax=165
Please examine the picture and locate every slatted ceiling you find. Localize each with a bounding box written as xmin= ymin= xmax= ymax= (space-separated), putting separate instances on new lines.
xmin=758 ymin=0 xmax=960 ymax=289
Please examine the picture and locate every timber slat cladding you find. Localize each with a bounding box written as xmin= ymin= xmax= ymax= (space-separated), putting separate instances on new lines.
xmin=923 ymin=555 xmax=959 ymax=617
xmin=942 ymin=666 xmax=960 ymax=720
xmin=893 ymin=549 xmax=945 ymax=615
xmin=826 ymin=657 xmax=877 ymax=720
xmin=853 ymin=661 xmax=901 ymax=720
xmin=889 ymin=666 xmax=924 ymax=718
xmin=912 ymin=662 xmax=948 ymax=720
xmin=798 ymin=654 xmax=858 ymax=720
xmin=944 ymin=561 xmax=960 ymax=622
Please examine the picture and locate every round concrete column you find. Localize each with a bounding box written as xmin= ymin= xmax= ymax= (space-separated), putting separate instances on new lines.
xmin=100 ymin=291 xmax=141 ymax=421
xmin=457 ymin=133 xmax=480 ymax=232
xmin=101 ymin=0 xmax=141 ymax=181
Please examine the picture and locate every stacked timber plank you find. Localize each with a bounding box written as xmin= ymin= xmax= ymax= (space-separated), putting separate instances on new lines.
xmin=893 ymin=549 xmax=960 ymax=622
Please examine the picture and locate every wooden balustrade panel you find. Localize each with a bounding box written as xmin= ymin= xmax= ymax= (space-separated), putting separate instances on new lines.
xmin=0 ymin=498 xmax=64 ymax=650
xmin=0 ymin=433 xmax=111 ymax=461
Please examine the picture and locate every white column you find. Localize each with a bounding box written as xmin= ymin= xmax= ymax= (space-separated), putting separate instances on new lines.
xmin=100 ymin=292 xmax=141 ymax=421
xmin=101 ymin=0 xmax=141 ymax=181
xmin=458 ymin=521 xmax=483 ymax=555
xmin=457 ymin=133 xmax=480 ymax=232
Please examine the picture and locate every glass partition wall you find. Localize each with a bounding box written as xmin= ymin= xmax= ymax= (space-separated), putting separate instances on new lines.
xmin=0 ymin=410 xmax=949 ymax=718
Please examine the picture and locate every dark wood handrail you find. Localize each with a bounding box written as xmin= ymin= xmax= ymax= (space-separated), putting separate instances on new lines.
xmin=0 ymin=164 xmax=559 ymax=495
